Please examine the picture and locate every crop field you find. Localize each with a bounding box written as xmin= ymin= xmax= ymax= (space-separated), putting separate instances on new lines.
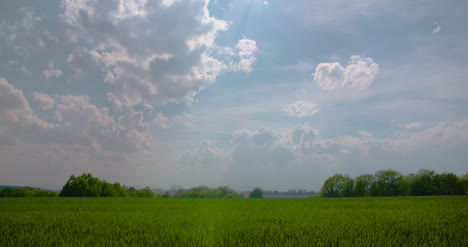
xmin=1 ymin=197 xmax=467 ymax=246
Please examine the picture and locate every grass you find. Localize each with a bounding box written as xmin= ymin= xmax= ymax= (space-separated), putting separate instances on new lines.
xmin=1 ymin=197 xmax=467 ymax=246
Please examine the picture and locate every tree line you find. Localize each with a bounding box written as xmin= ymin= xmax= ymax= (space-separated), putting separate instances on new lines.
xmin=320 ymin=169 xmax=468 ymax=197
xmin=0 ymin=187 xmax=58 ymax=197
xmin=59 ymin=173 xmax=155 ymax=197
xmin=172 ymin=186 xmax=242 ymax=198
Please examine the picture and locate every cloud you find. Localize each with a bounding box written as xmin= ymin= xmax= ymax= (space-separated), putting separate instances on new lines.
xmin=283 ymin=101 xmax=319 ymax=117
xmin=153 ymin=112 xmax=169 ymax=129
xmin=314 ymin=55 xmax=379 ymax=90
xmin=432 ymin=21 xmax=441 ymax=34
xmin=179 ymin=119 xmax=468 ymax=189
xmin=61 ymin=0 xmax=255 ymax=107
xmin=405 ymin=122 xmax=424 ymax=130
xmin=43 ymin=61 xmax=62 ymax=80
xmin=230 ymin=124 xmax=321 ymax=168
xmin=32 ymin=92 xmax=55 ymax=110
xmin=233 ymin=38 xmax=257 ymax=73
xmin=175 ymin=140 xmax=231 ymax=186
xmin=0 ymin=78 xmax=151 ymax=157
xmin=357 ymin=130 xmax=373 ymax=138
xmin=0 ymin=78 xmax=52 ymax=128
xmin=178 ymin=141 xmax=230 ymax=168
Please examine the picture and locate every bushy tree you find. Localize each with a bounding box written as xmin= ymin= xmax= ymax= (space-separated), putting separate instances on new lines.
xmin=59 ymin=173 xmax=153 ymax=197
xmin=320 ymin=174 xmax=354 ymax=197
xmin=461 ymin=173 xmax=468 ymax=195
xmin=249 ymin=187 xmax=264 ymax=199
xmin=320 ymin=169 xmax=466 ymax=197
xmin=354 ymin=174 xmax=373 ymax=197
xmin=437 ymin=173 xmax=463 ymax=195
xmin=371 ymin=170 xmax=407 ymax=196
xmin=408 ymin=169 xmax=438 ymax=196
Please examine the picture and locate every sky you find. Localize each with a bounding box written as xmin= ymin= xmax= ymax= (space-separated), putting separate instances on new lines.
xmin=1 ymin=0 xmax=467 ymax=191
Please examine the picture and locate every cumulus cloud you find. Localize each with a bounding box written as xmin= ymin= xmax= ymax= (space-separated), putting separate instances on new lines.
xmin=43 ymin=61 xmax=62 ymax=80
xmin=0 ymin=78 xmax=52 ymax=128
xmin=283 ymin=101 xmax=319 ymax=117
xmin=32 ymin=92 xmax=55 ymax=110
xmin=230 ymin=124 xmax=321 ymax=168
xmin=61 ymin=0 xmax=256 ymax=107
xmin=0 ymin=78 xmax=150 ymax=157
xmin=233 ymin=38 xmax=257 ymax=73
xmin=313 ymin=55 xmax=379 ymax=90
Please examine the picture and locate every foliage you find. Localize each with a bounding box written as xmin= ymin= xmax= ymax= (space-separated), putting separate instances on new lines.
xmin=321 ymin=169 xmax=466 ymax=198
xmin=59 ymin=173 xmax=154 ymax=197
xmin=0 ymin=187 xmax=58 ymax=197
xmin=461 ymin=173 xmax=468 ymax=195
xmin=353 ymin=174 xmax=373 ymax=197
xmin=371 ymin=170 xmax=407 ymax=196
xmin=320 ymin=174 xmax=354 ymax=197
xmin=249 ymin=187 xmax=264 ymax=198
xmin=174 ymin=186 xmax=241 ymax=198
xmin=0 ymin=197 xmax=467 ymax=246
xmin=263 ymin=189 xmax=318 ymax=196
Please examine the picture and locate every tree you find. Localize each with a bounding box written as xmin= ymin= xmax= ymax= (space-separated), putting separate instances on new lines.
xmin=101 ymin=181 xmax=117 ymax=197
xmin=354 ymin=174 xmax=373 ymax=197
xmin=461 ymin=173 xmax=468 ymax=195
xmin=249 ymin=187 xmax=264 ymax=198
xmin=371 ymin=170 xmax=407 ymax=196
xmin=138 ymin=187 xmax=155 ymax=197
xmin=59 ymin=173 xmax=151 ymax=197
xmin=408 ymin=169 xmax=438 ymax=196
xmin=0 ymin=187 xmax=58 ymax=197
xmin=320 ymin=174 xmax=354 ymax=197
xmin=113 ymin=183 xmax=129 ymax=197
xmin=437 ymin=173 xmax=463 ymax=195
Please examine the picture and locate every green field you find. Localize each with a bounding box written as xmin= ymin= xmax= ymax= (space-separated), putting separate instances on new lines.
xmin=1 ymin=197 xmax=467 ymax=246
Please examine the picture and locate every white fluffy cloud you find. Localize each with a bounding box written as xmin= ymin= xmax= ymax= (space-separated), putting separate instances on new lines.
xmin=234 ymin=38 xmax=257 ymax=73
xmin=32 ymin=92 xmax=55 ymax=110
xmin=42 ymin=61 xmax=62 ymax=80
xmin=313 ymin=55 xmax=379 ymax=90
xmin=61 ymin=0 xmax=256 ymax=107
xmin=0 ymin=78 xmax=52 ymax=129
xmin=0 ymin=78 xmax=150 ymax=157
xmin=283 ymin=101 xmax=319 ymax=117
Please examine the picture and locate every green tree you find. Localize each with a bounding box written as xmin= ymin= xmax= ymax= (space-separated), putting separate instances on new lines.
xmin=461 ymin=173 xmax=468 ymax=195
xmin=0 ymin=187 xmax=58 ymax=197
xmin=371 ymin=170 xmax=407 ymax=196
xmin=408 ymin=169 xmax=438 ymax=196
xmin=137 ymin=187 xmax=155 ymax=197
xmin=437 ymin=173 xmax=463 ymax=195
xmin=113 ymin=183 xmax=129 ymax=197
xmin=320 ymin=174 xmax=354 ymax=197
xmin=101 ymin=181 xmax=117 ymax=197
xmin=249 ymin=187 xmax=264 ymax=198
xmin=354 ymin=174 xmax=373 ymax=197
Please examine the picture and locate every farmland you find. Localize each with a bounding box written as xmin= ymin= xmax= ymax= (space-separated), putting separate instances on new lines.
xmin=1 ymin=197 xmax=467 ymax=246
